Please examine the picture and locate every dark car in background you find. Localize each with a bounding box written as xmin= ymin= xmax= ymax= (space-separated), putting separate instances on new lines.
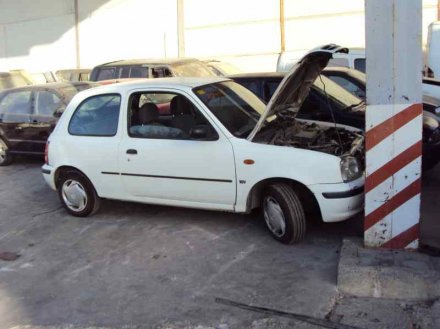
xmin=322 ymin=67 xmax=440 ymax=115
xmin=0 ymin=82 xmax=98 ymax=165
xmin=230 ymin=72 xmax=440 ymax=170
xmin=89 ymin=58 xmax=215 ymax=81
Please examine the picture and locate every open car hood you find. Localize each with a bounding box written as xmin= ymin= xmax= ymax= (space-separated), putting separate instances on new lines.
xmin=247 ymin=44 xmax=349 ymax=141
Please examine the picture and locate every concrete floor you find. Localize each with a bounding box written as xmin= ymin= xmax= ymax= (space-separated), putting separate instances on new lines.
xmin=0 ymin=158 xmax=438 ymax=328
xmin=0 ymin=158 xmax=364 ymax=329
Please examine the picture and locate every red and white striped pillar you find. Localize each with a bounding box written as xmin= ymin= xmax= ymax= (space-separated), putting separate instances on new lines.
xmin=365 ymin=0 xmax=423 ymax=249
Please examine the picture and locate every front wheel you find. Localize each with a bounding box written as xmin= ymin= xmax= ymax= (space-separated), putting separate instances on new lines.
xmin=58 ymin=172 xmax=101 ymax=217
xmin=0 ymin=138 xmax=14 ymax=166
xmin=263 ymin=183 xmax=306 ymax=244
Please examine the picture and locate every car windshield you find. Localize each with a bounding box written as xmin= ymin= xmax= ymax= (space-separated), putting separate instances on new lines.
xmin=173 ymin=61 xmax=216 ymax=77
xmin=194 ymin=81 xmax=266 ymax=138
xmin=314 ymin=75 xmax=363 ymax=109
xmin=208 ymin=62 xmax=242 ymax=76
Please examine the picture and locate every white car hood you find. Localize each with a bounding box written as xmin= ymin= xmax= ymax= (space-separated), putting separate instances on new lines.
xmin=247 ymin=44 xmax=349 ymax=141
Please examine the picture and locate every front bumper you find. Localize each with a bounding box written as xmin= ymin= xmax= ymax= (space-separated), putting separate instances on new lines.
xmin=308 ymin=178 xmax=364 ymax=223
xmin=41 ymin=164 xmax=56 ymax=191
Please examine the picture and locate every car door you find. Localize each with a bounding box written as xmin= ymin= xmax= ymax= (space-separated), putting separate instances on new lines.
xmin=119 ymin=89 xmax=236 ymax=209
xmin=30 ymin=89 xmax=64 ymax=153
xmin=0 ymin=89 xmax=34 ymax=152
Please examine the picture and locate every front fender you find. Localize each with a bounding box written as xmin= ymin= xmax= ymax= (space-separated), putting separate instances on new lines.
xmin=231 ymin=138 xmax=344 ymax=211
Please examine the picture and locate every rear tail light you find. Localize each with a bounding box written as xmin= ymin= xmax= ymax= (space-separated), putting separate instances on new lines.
xmin=44 ymin=142 xmax=49 ymax=164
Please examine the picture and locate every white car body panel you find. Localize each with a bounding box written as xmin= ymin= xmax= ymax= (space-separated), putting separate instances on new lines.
xmin=43 ymin=75 xmax=364 ymax=222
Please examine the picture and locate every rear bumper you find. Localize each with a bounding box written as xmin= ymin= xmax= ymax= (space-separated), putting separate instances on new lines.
xmin=41 ymin=164 xmax=56 ymax=190
xmin=309 ymin=178 xmax=364 ymax=223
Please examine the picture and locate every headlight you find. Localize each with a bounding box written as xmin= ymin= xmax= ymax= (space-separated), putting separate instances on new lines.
xmin=340 ymin=156 xmax=361 ymax=182
xmin=435 ymin=107 xmax=440 ymax=115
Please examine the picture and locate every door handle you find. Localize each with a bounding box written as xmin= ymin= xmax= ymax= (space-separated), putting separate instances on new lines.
xmin=126 ymin=149 xmax=137 ymax=155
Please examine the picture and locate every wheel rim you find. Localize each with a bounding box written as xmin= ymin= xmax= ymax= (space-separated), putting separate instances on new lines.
xmin=0 ymin=139 xmax=7 ymax=163
xmin=263 ymin=196 xmax=286 ymax=237
xmin=61 ymin=179 xmax=88 ymax=212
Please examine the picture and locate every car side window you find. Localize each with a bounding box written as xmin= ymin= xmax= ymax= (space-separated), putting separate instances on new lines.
xmin=151 ymin=67 xmax=172 ymax=78
xmin=96 ymin=68 xmax=116 ymax=81
xmin=69 ymin=94 xmax=121 ymax=136
xmin=327 ymin=76 xmax=366 ymax=99
xmin=0 ymin=90 xmax=32 ymax=122
xmin=35 ymin=91 xmax=63 ymax=116
xmin=128 ymin=92 xmax=218 ymax=141
xmin=129 ymin=66 xmax=148 ymax=78
xmin=354 ymin=59 xmax=366 ymax=73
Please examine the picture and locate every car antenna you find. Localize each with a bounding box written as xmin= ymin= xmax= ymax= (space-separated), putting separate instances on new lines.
xmin=318 ymin=74 xmax=343 ymax=152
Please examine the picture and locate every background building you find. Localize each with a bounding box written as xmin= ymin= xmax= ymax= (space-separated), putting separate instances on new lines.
xmin=0 ymin=0 xmax=438 ymax=72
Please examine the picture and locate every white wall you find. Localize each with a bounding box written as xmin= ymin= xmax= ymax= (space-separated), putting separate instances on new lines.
xmin=183 ymin=0 xmax=438 ymax=72
xmin=0 ymin=0 xmax=76 ymax=72
xmin=77 ymin=0 xmax=178 ymax=68
xmin=0 ymin=0 xmax=178 ymax=72
xmin=0 ymin=0 xmax=438 ymax=73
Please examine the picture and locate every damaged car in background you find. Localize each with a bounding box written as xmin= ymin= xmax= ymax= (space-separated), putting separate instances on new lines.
xmin=42 ymin=45 xmax=364 ymax=244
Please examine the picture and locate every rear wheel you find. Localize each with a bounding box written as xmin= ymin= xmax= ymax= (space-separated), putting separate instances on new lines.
xmin=57 ymin=172 xmax=101 ymax=217
xmin=0 ymin=138 xmax=13 ymax=166
xmin=263 ymin=183 xmax=306 ymax=244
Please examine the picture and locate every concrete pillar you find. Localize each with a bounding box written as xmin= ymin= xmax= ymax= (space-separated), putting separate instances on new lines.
xmin=177 ymin=0 xmax=185 ymax=57
xmin=364 ymin=0 xmax=423 ymax=249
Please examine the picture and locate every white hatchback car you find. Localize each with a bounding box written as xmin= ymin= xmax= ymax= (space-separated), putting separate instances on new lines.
xmin=42 ymin=45 xmax=364 ymax=244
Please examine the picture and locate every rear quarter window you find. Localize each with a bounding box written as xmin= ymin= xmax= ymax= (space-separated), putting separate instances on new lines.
xmin=96 ymin=68 xmax=116 ymax=81
xmin=68 ymin=94 xmax=121 ymax=136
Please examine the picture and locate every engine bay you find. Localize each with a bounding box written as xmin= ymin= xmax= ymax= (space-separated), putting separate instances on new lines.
xmin=254 ymin=118 xmax=365 ymax=163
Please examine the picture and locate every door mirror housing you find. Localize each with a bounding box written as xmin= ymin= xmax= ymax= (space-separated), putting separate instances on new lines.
xmin=53 ymin=106 xmax=65 ymax=118
xmin=189 ymin=125 xmax=218 ymax=141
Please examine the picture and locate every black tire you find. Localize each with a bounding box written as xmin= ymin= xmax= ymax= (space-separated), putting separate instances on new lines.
xmin=57 ymin=171 xmax=101 ymax=217
xmin=262 ymin=183 xmax=306 ymax=244
xmin=0 ymin=138 xmax=14 ymax=166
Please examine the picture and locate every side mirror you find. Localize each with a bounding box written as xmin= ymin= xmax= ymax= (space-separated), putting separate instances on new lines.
xmin=190 ymin=125 xmax=208 ymax=139
xmin=53 ymin=106 xmax=65 ymax=118
xmin=189 ymin=125 xmax=218 ymax=140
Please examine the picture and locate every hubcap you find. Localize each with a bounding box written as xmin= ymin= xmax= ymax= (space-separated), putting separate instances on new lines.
xmin=61 ymin=179 xmax=88 ymax=212
xmin=0 ymin=139 xmax=7 ymax=162
xmin=263 ymin=196 xmax=286 ymax=237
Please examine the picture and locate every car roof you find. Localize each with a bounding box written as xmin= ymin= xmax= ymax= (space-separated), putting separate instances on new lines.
xmin=82 ymin=77 xmax=230 ymax=94
xmin=0 ymin=81 xmax=97 ymax=93
xmin=56 ymin=69 xmax=91 ymax=73
xmin=95 ymin=58 xmax=203 ymax=67
xmin=228 ymin=72 xmax=285 ymax=79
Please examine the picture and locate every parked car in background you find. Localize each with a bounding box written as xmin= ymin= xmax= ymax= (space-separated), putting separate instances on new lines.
xmin=42 ymin=45 xmax=364 ymax=244
xmin=277 ymin=48 xmax=366 ymax=73
xmin=230 ymin=71 xmax=440 ymax=171
xmin=89 ymin=58 xmax=215 ymax=81
xmin=0 ymin=70 xmax=34 ymax=91
xmin=0 ymin=81 xmax=98 ymax=166
xmin=278 ymin=49 xmax=440 ymax=100
xmin=204 ymin=60 xmax=242 ymax=76
xmin=229 ymin=72 xmax=284 ymax=103
xmin=56 ymin=69 xmax=91 ymax=82
xmin=322 ymin=67 xmax=440 ymax=115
